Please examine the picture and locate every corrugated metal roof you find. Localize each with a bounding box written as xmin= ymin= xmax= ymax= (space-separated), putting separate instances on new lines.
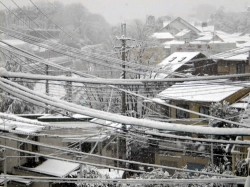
xmin=157 ymin=80 xmax=244 ymax=102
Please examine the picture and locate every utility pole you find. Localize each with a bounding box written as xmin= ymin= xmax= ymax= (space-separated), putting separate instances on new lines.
xmin=45 ymin=65 xmax=49 ymax=113
xmin=121 ymin=23 xmax=127 ymax=115
xmin=116 ymin=23 xmax=132 ymax=169
xmin=116 ymin=23 xmax=135 ymax=115
xmin=66 ymin=71 xmax=72 ymax=103
xmin=45 ymin=51 xmax=50 ymax=114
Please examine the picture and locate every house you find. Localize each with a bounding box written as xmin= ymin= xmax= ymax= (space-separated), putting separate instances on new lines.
xmin=151 ymin=52 xmax=214 ymax=79
xmin=195 ymin=33 xmax=223 ymax=43
xmin=211 ymin=46 xmax=250 ymax=76
xmin=0 ymin=113 xmax=121 ymax=187
xmin=161 ymin=17 xmax=201 ymax=35
xmin=143 ymin=82 xmax=250 ymax=175
xmin=154 ymin=148 xmax=209 ymax=174
xmin=175 ymin=29 xmax=195 ymax=42
xmin=216 ymin=32 xmax=250 ymax=47
xmin=0 ymin=113 xmax=47 ymax=186
xmin=161 ymin=17 xmax=200 ymax=41
xmin=156 ymin=80 xmax=250 ymax=124
xmin=34 ymin=114 xmax=120 ymax=166
xmin=168 ymin=42 xmax=236 ymax=56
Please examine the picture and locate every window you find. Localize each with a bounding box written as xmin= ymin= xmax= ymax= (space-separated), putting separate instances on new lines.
xmin=199 ymin=106 xmax=209 ymax=117
xmin=176 ymin=105 xmax=189 ymax=119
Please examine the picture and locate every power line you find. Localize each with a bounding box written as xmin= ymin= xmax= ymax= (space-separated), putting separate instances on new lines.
xmin=1 ymin=33 xmax=249 ymax=129
xmin=0 ymin=134 xmax=236 ymax=177
xmin=2 ymin=69 xmax=250 ymax=85
xmin=0 ymin=0 xmax=50 ymax=39
xmin=1 ymin=78 xmax=250 ymax=135
xmin=0 ymin=26 xmax=190 ymax=77
xmin=1 ymin=48 xmax=248 ymax=130
xmin=9 ymin=0 xmax=55 ymax=39
xmin=27 ymin=0 xmax=76 ymax=41
xmin=0 ymin=143 xmax=141 ymax=173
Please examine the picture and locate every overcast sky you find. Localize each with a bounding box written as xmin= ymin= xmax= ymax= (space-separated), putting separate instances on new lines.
xmin=2 ymin=0 xmax=250 ymax=24
xmin=54 ymin=0 xmax=250 ymax=24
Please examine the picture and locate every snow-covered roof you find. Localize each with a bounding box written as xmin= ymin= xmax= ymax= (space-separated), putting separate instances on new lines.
xmin=152 ymin=32 xmax=174 ymax=40
xmin=0 ymin=174 xmax=32 ymax=185
xmin=195 ymin=25 xmax=215 ymax=32
xmin=175 ymin=29 xmax=190 ymax=37
xmin=195 ymin=34 xmax=214 ymax=42
xmin=230 ymin=102 xmax=249 ymax=109
xmin=230 ymin=95 xmax=250 ymax=109
xmin=0 ymin=118 xmax=45 ymax=133
xmin=226 ymin=53 xmax=249 ymax=61
xmin=162 ymin=17 xmax=201 ymax=33
xmin=195 ymin=32 xmax=223 ymax=42
xmin=216 ymin=32 xmax=250 ymax=45
xmin=211 ymin=47 xmax=250 ymax=61
xmin=36 ymin=115 xmax=120 ymax=142
xmin=152 ymin=52 xmax=201 ymax=79
xmin=158 ymin=52 xmax=200 ymax=69
xmin=238 ymin=41 xmax=250 ymax=47
xmin=163 ymin=21 xmax=171 ymax=28
xmin=23 ymin=159 xmax=80 ymax=177
xmin=73 ymin=114 xmax=92 ymax=119
xmin=1 ymin=39 xmax=27 ymax=46
xmin=189 ymin=41 xmax=205 ymax=44
xmin=157 ymin=80 xmax=244 ymax=102
xmin=163 ymin=40 xmax=185 ymax=48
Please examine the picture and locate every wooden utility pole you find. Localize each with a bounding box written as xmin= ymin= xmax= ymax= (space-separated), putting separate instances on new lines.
xmin=66 ymin=71 xmax=72 ymax=103
xmin=121 ymin=23 xmax=127 ymax=115
xmin=116 ymin=23 xmax=132 ymax=168
xmin=45 ymin=51 xmax=50 ymax=114
xmin=45 ymin=64 xmax=49 ymax=113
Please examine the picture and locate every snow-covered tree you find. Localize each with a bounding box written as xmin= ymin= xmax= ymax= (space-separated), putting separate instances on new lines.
xmin=209 ymin=101 xmax=240 ymax=128
xmin=130 ymin=166 xmax=235 ymax=187
xmin=0 ymin=55 xmax=39 ymax=114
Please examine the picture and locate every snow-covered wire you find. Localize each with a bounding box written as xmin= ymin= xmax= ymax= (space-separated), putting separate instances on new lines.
xmin=0 ymin=134 xmax=237 ymax=177
xmin=1 ymin=78 xmax=250 ymax=135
